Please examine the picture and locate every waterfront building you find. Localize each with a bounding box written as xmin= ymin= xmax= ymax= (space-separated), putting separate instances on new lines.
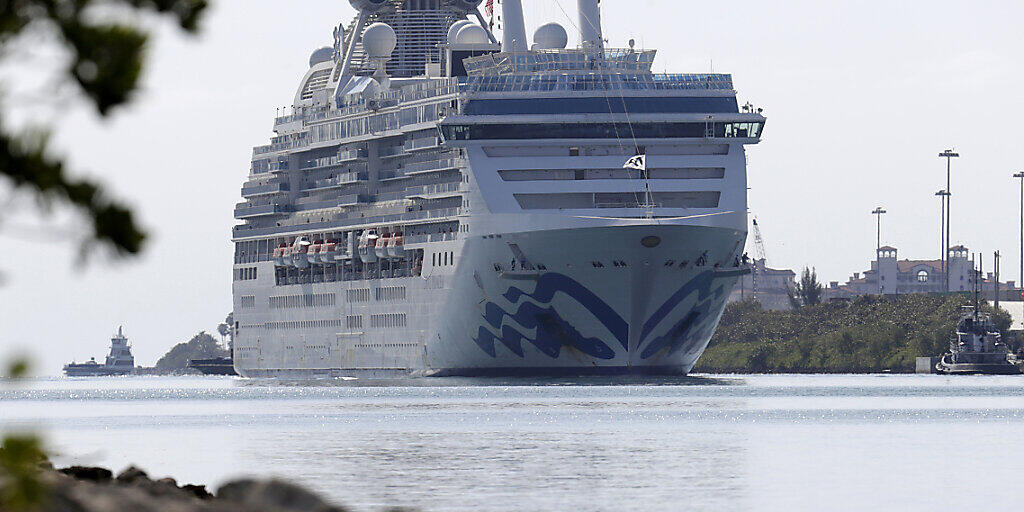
xmin=826 ymin=245 xmax=1016 ymax=300
xmin=728 ymin=258 xmax=796 ymax=310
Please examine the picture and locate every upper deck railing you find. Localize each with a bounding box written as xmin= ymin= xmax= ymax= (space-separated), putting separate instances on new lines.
xmin=464 ymin=48 xmax=657 ymax=75
xmin=464 ymin=72 xmax=734 ymax=94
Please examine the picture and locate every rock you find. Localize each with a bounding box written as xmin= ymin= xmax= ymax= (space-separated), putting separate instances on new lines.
xmin=157 ymin=477 xmax=179 ymax=487
xmin=43 ymin=464 xmax=346 ymax=512
xmin=217 ymin=479 xmax=345 ymax=512
xmin=59 ymin=466 xmax=113 ymax=482
xmin=116 ymin=466 xmax=149 ymax=484
xmin=182 ymin=484 xmax=213 ymax=500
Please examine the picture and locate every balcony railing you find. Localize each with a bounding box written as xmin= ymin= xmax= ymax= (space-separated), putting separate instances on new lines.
xmin=233 ymin=207 xmax=461 ymax=238
xmin=402 ymin=158 xmax=464 ymax=175
xmin=234 ymin=203 xmax=289 ymax=219
xmin=241 ymin=182 xmax=289 ymax=197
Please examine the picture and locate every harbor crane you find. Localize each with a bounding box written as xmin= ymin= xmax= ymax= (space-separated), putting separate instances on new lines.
xmin=750 ymin=217 xmax=769 ymax=300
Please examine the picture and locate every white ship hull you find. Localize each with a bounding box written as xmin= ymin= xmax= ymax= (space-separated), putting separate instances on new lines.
xmin=233 ymin=224 xmax=745 ymax=378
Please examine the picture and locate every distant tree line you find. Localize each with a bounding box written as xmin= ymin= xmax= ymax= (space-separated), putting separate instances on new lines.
xmin=694 ymin=293 xmax=1013 ymax=373
xmin=154 ymin=331 xmax=227 ymax=372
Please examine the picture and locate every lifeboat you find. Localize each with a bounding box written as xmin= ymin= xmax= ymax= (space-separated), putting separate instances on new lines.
xmin=321 ymin=239 xmax=339 ymax=262
xmin=357 ymin=230 xmax=378 ymax=263
xmin=273 ymin=243 xmax=289 ymax=266
xmin=307 ymin=240 xmax=323 ymax=264
xmin=289 ymin=236 xmax=311 ymax=268
xmin=387 ymin=232 xmax=406 ymax=259
xmin=376 ymin=232 xmax=392 ymax=260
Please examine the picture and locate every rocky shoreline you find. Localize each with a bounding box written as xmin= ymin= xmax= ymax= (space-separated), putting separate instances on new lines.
xmin=21 ymin=464 xmax=351 ymax=512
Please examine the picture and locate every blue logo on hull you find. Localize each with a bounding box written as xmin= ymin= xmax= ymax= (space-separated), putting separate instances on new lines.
xmin=473 ymin=271 xmax=728 ymax=361
xmin=637 ymin=270 xmax=726 ymax=359
xmin=474 ymin=273 xmax=626 ymax=360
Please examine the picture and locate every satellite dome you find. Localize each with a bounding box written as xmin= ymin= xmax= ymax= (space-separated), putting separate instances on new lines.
xmin=308 ymin=47 xmax=334 ymax=68
xmin=362 ymin=23 xmax=397 ymax=58
xmin=349 ymin=0 xmax=388 ymax=12
xmin=533 ymin=23 xmax=568 ymax=50
xmin=447 ymin=20 xmax=474 ymax=44
xmin=452 ymin=0 xmax=484 ymax=11
xmin=456 ymin=24 xmax=489 ymax=45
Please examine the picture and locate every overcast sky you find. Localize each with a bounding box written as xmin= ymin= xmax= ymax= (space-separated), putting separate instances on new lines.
xmin=2 ymin=0 xmax=1023 ymax=374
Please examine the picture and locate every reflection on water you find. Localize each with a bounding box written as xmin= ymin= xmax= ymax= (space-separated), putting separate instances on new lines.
xmin=3 ymin=374 xmax=1024 ymax=511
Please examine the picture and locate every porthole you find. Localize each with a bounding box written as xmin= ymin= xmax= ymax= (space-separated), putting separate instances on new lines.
xmin=641 ymin=236 xmax=661 ymax=248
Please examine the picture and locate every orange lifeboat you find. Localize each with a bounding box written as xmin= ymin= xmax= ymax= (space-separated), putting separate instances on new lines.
xmin=307 ymin=240 xmax=323 ymax=264
xmin=273 ymin=243 xmax=289 ymax=266
xmin=376 ymin=232 xmax=392 ymax=260
xmin=289 ymin=236 xmax=311 ymax=268
xmin=357 ymin=229 xmax=378 ymax=263
xmin=387 ymin=232 xmax=406 ymax=259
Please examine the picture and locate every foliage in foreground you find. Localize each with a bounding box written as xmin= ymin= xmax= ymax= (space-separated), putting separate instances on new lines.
xmin=694 ymin=294 xmax=1013 ymax=373
xmin=154 ymin=332 xmax=227 ymax=372
xmin=0 ymin=0 xmax=207 ymax=257
xmin=1 ymin=360 xmax=48 ymax=511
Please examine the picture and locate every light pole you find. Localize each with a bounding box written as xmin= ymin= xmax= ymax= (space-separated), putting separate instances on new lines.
xmin=1014 ymin=171 xmax=1024 ymax=291
xmin=872 ymin=207 xmax=886 ymax=254
xmin=935 ymin=190 xmax=949 ymax=290
xmin=939 ymin=149 xmax=959 ymax=292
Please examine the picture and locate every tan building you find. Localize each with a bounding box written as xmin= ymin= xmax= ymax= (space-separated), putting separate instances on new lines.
xmin=826 ymin=245 xmax=1016 ymax=300
xmin=729 ymin=258 xmax=796 ymax=310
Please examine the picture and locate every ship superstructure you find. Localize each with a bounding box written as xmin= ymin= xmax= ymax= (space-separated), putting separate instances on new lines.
xmin=231 ymin=0 xmax=765 ymax=377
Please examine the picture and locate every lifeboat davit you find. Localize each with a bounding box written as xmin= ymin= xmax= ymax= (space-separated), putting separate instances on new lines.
xmin=376 ymin=232 xmax=392 ymax=260
xmin=290 ymin=236 xmax=311 ymax=268
xmin=357 ymin=230 xmax=378 ymax=263
xmin=273 ymin=243 xmax=289 ymax=266
xmin=341 ymin=232 xmax=355 ymax=261
xmin=387 ymin=232 xmax=406 ymax=259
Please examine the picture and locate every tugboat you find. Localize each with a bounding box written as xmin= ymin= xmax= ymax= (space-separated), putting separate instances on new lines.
xmin=936 ymin=306 xmax=1020 ymax=375
xmin=63 ymin=327 xmax=136 ymax=377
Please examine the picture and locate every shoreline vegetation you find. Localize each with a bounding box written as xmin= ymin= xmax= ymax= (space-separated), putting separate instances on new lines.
xmin=694 ymin=294 xmax=1013 ymax=374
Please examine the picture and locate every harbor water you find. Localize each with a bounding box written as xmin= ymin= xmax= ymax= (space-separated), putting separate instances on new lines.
xmin=2 ymin=374 xmax=1023 ymax=511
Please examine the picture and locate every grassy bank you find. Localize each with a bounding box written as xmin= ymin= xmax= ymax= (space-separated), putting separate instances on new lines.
xmin=693 ymin=294 xmax=1012 ymax=373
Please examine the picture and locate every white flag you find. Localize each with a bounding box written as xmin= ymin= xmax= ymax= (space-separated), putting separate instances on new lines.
xmin=623 ymin=154 xmax=646 ymax=171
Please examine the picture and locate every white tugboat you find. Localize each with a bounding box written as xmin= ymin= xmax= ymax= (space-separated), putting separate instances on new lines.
xmin=936 ymin=306 xmax=1019 ymax=375
xmin=63 ymin=327 xmax=136 ymax=377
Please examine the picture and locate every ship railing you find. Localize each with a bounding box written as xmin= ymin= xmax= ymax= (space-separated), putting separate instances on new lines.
xmin=464 ymin=48 xmax=658 ymax=76
xmin=595 ymin=202 xmax=662 ymax=209
xmin=407 ymin=182 xmax=461 ymax=196
xmin=233 ymin=207 xmax=461 ymax=239
xmin=404 ymin=232 xmax=457 ymax=244
xmin=401 ymin=157 xmax=464 ymax=174
xmin=463 ymin=72 xmax=734 ymax=94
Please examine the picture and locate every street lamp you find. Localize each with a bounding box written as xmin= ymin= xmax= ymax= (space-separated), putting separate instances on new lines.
xmin=939 ymin=149 xmax=959 ymax=292
xmin=1014 ymin=171 xmax=1024 ymax=290
xmin=935 ymin=190 xmax=949 ymax=289
xmin=872 ymin=207 xmax=886 ymax=254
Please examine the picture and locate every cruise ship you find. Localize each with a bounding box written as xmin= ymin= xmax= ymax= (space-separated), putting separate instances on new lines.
xmin=231 ymin=0 xmax=765 ymax=377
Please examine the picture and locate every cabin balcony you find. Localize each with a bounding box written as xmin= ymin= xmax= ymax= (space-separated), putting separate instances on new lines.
xmin=234 ymin=203 xmax=290 ymax=219
xmin=241 ymin=181 xmax=290 ymax=198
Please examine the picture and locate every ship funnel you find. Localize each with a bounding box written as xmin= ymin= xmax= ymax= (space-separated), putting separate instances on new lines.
xmin=501 ymin=0 xmax=528 ymax=52
xmin=577 ymin=0 xmax=604 ymax=51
